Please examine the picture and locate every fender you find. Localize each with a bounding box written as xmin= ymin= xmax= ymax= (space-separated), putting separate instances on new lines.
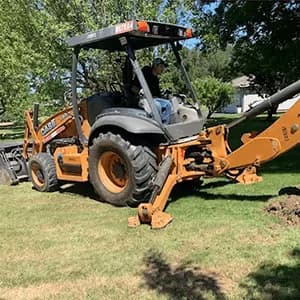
xmin=88 ymin=108 xmax=166 ymax=145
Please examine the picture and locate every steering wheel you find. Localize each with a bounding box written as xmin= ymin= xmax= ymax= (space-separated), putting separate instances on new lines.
xmin=173 ymin=93 xmax=189 ymax=104
xmin=109 ymin=82 xmax=122 ymax=92
xmin=161 ymin=89 xmax=173 ymax=99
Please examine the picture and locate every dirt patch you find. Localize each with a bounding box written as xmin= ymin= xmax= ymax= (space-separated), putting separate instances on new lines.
xmin=265 ymin=195 xmax=300 ymax=225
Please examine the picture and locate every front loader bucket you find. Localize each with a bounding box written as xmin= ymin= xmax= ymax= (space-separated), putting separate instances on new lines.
xmin=0 ymin=165 xmax=14 ymax=185
xmin=0 ymin=142 xmax=28 ymax=185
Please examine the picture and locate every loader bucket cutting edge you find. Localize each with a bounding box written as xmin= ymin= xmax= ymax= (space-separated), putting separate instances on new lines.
xmin=0 ymin=165 xmax=15 ymax=185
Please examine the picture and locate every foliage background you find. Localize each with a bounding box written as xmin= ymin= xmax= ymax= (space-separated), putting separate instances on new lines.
xmin=0 ymin=0 xmax=235 ymax=122
xmin=194 ymin=0 xmax=300 ymax=95
xmin=1 ymin=0 xmax=299 ymax=122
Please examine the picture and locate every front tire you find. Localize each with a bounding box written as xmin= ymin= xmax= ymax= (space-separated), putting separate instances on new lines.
xmin=28 ymin=153 xmax=59 ymax=192
xmin=89 ymin=132 xmax=158 ymax=207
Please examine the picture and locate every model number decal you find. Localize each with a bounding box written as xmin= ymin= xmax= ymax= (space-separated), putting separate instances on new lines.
xmin=41 ymin=119 xmax=56 ymax=136
xmin=42 ymin=126 xmax=66 ymax=143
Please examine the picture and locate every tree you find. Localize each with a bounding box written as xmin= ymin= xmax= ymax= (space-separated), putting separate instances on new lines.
xmin=194 ymin=0 xmax=300 ymax=95
xmin=0 ymin=0 xmax=195 ymax=121
xmin=160 ymin=45 xmax=234 ymax=102
xmin=0 ymin=0 xmax=69 ymax=121
xmin=193 ymin=76 xmax=234 ymax=118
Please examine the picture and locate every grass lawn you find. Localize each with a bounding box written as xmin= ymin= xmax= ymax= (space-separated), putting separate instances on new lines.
xmin=1 ymin=114 xmax=300 ymax=299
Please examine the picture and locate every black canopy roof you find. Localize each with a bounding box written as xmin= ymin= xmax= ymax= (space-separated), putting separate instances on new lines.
xmin=67 ymin=20 xmax=193 ymax=51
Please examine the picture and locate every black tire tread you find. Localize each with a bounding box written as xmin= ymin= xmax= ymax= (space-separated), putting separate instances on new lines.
xmin=29 ymin=153 xmax=58 ymax=192
xmin=89 ymin=132 xmax=158 ymax=207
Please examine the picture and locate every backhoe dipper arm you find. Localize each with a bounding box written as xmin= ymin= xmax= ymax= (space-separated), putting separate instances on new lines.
xmin=224 ymin=98 xmax=300 ymax=170
xmin=128 ymin=78 xmax=300 ymax=229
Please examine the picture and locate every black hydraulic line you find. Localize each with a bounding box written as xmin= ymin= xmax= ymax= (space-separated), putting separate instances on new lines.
xmin=227 ymin=79 xmax=300 ymax=129
xmin=226 ymin=115 xmax=247 ymax=129
xmin=71 ymin=48 xmax=88 ymax=145
xmin=150 ymin=155 xmax=173 ymax=204
xmin=171 ymin=42 xmax=203 ymax=118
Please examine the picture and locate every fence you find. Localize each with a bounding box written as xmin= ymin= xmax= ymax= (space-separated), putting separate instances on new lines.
xmin=0 ymin=122 xmax=24 ymax=140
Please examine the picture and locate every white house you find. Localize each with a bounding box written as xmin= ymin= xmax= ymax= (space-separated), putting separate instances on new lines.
xmin=222 ymin=76 xmax=298 ymax=113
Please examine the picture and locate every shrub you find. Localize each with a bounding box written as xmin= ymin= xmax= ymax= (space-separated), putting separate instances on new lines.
xmin=193 ymin=76 xmax=235 ymax=118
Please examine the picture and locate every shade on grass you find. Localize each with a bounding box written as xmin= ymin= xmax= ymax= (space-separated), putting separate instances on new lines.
xmin=0 ymin=114 xmax=300 ymax=299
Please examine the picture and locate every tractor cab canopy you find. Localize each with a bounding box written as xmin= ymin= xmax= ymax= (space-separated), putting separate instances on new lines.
xmin=67 ymin=20 xmax=205 ymax=145
xmin=67 ymin=20 xmax=193 ymax=51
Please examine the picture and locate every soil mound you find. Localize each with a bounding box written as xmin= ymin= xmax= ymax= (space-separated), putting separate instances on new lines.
xmin=265 ymin=195 xmax=300 ymax=225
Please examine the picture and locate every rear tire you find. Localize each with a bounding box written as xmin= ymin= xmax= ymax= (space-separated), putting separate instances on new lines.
xmin=89 ymin=132 xmax=158 ymax=207
xmin=28 ymin=153 xmax=59 ymax=192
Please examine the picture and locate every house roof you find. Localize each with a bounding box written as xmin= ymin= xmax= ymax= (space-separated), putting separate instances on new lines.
xmin=231 ymin=75 xmax=252 ymax=88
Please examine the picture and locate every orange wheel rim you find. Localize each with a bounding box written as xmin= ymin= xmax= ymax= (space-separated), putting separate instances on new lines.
xmin=31 ymin=162 xmax=45 ymax=187
xmin=98 ymin=151 xmax=129 ymax=193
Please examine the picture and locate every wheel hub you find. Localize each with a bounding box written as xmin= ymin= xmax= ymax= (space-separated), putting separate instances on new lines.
xmin=98 ymin=151 xmax=128 ymax=193
xmin=31 ymin=162 xmax=45 ymax=187
xmin=112 ymin=159 xmax=126 ymax=181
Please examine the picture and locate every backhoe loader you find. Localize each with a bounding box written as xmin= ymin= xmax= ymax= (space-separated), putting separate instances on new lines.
xmin=0 ymin=20 xmax=299 ymax=229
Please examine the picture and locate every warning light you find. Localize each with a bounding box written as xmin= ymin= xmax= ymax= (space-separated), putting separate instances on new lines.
xmin=186 ymin=28 xmax=193 ymax=38
xmin=137 ymin=21 xmax=150 ymax=33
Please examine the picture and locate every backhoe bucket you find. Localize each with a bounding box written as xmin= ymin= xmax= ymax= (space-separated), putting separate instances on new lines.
xmin=0 ymin=142 xmax=28 ymax=185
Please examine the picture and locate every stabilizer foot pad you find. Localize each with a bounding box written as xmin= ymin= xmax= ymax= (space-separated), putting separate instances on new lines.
xmin=128 ymin=216 xmax=141 ymax=228
xmin=151 ymin=211 xmax=173 ymax=229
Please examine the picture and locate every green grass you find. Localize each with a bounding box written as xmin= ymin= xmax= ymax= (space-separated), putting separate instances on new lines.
xmin=1 ymin=114 xmax=300 ymax=299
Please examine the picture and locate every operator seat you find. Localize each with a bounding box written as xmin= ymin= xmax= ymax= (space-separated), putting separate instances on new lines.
xmin=122 ymin=56 xmax=140 ymax=108
xmin=86 ymin=92 xmax=120 ymax=125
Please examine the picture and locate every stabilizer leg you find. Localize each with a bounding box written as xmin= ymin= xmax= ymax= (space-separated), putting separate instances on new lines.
xmin=128 ymin=174 xmax=177 ymax=229
xmin=128 ymin=155 xmax=176 ymax=229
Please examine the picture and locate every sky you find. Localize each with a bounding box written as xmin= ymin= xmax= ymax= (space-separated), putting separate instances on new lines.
xmin=180 ymin=1 xmax=219 ymax=49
